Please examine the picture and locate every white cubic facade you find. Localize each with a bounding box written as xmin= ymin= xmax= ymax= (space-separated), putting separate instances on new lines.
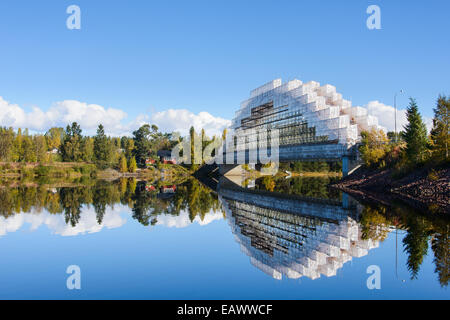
xmin=230 ymin=79 xmax=384 ymax=151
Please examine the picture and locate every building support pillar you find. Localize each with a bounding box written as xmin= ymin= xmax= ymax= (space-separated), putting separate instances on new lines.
xmin=342 ymin=192 xmax=349 ymax=209
xmin=342 ymin=156 xmax=349 ymax=177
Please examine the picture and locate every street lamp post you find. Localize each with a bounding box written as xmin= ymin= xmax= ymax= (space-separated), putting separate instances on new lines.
xmin=394 ymin=90 xmax=404 ymax=143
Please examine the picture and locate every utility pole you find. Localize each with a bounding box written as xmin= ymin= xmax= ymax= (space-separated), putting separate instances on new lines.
xmin=394 ymin=90 xmax=404 ymax=142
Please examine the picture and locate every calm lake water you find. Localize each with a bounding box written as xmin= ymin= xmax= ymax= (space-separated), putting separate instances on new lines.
xmin=0 ymin=176 xmax=448 ymax=300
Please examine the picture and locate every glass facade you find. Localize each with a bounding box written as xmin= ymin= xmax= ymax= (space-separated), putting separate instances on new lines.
xmin=230 ymin=79 xmax=383 ymax=151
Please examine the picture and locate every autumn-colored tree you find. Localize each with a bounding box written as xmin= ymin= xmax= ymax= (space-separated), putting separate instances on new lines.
xmin=359 ymin=129 xmax=390 ymax=168
xmin=33 ymin=135 xmax=48 ymax=163
xmin=119 ymin=154 xmax=128 ymax=173
xmin=430 ymin=95 xmax=449 ymax=162
xmin=128 ymin=156 xmax=137 ymax=173
xmin=45 ymin=127 xmax=65 ymax=151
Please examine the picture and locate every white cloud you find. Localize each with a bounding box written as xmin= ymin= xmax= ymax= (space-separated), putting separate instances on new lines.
xmin=0 ymin=96 xmax=140 ymax=136
xmin=155 ymin=209 xmax=224 ymax=229
xmin=0 ymin=205 xmax=127 ymax=237
xmin=151 ymin=109 xmax=231 ymax=137
xmin=0 ymin=96 xmax=231 ymax=137
xmin=0 ymin=206 xmax=224 ymax=237
xmin=365 ymin=100 xmax=432 ymax=133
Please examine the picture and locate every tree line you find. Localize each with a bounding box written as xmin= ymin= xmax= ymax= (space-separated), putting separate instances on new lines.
xmin=0 ymin=177 xmax=222 ymax=229
xmin=359 ymin=95 xmax=449 ymax=169
xmin=0 ymin=122 xmax=178 ymax=172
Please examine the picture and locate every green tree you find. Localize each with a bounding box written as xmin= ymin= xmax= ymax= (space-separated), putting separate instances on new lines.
xmin=119 ymin=154 xmax=128 ymax=173
xmin=94 ymin=124 xmax=112 ymax=168
xmin=430 ymin=95 xmax=449 ymax=161
xmin=133 ymin=124 xmax=153 ymax=167
xmin=60 ymin=122 xmax=84 ymax=162
xmin=403 ymin=98 xmax=429 ymax=164
xmin=0 ymin=127 xmax=15 ymax=161
xmin=82 ymin=137 xmax=95 ymax=162
xmin=403 ymin=218 xmax=431 ymax=280
xmin=22 ymin=135 xmax=36 ymax=162
xmin=128 ymin=156 xmax=137 ymax=173
xmin=124 ymin=138 xmax=135 ymax=161
xmin=431 ymin=230 xmax=449 ymax=287
xmin=12 ymin=128 xmax=23 ymax=162
xmin=33 ymin=135 xmax=48 ymax=163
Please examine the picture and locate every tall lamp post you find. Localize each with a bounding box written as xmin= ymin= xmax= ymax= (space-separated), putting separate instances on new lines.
xmin=394 ymin=90 xmax=404 ymax=143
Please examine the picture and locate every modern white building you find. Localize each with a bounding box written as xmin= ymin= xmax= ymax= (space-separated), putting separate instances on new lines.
xmin=230 ymin=79 xmax=384 ymax=151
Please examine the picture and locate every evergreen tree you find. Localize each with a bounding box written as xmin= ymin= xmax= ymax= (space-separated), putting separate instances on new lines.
xmin=94 ymin=124 xmax=112 ymax=167
xmin=13 ymin=128 xmax=23 ymax=162
xmin=119 ymin=154 xmax=128 ymax=173
xmin=403 ymin=98 xmax=429 ymax=164
xmin=0 ymin=127 xmax=15 ymax=161
xmin=133 ymin=124 xmax=153 ymax=167
xmin=128 ymin=156 xmax=137 ymax=173
xmin=431 ymin=230 xmax=449 ymax=287
xmin=430 ymin=95 xmax=449 ymax=161
xmin=60 ymin=123 xmax=84 ymax=162
xmin=403 ymin=218 xmax=431 ymax=280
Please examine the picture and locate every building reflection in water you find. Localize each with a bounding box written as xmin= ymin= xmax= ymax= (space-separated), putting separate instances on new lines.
xmin=219 ymin=181 xmax=379 ymax=281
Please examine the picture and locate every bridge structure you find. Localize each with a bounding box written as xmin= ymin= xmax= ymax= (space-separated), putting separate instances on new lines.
xmin=218 ymin=79 xmax=384 ymax=176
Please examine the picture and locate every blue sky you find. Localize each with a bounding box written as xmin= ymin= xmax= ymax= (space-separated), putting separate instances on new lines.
xmin=0 ymin=0 xmax=449 ymax=135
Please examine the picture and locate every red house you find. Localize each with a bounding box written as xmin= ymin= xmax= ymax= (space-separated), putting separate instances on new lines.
xmin=161 ymin=185 xmax=177 ymax=193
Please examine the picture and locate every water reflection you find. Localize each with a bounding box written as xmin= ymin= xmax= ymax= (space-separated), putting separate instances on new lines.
xmin=219 ymin=177 xmax=377 ymax=280
xmin=218 ymin=176 xmax=449 ymax=287
xmin=0 ymin=176 xmax=448 ymax=288
xmin=0 ymin=178 xmax=223 ymax=235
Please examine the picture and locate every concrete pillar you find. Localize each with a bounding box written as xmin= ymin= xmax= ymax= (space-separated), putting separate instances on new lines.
xmin=342 ymin=156 xmax=361 ymax=177
xmin=342 ymin=192 xmax=349 ymax=209
xmin=342 ymin=156 xmax=349 ymax=177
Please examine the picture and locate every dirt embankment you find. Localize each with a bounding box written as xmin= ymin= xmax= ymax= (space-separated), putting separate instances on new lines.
xmin=333 ymin=166 xmax=450 ymax=214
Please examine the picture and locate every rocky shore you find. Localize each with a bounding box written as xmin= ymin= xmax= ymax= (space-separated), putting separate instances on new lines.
xmin=333 ymin=166 xmax=450 ymax=214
